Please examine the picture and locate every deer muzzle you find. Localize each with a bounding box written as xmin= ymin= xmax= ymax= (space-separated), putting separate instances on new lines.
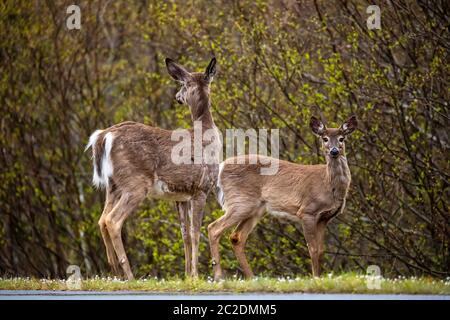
xmin=330 ymin=147 xmax=339 ymax=157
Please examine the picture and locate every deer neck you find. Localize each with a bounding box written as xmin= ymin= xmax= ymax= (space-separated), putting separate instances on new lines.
xmin=190 ymin=91 xmax=215 ymax=130
xmin=193 ymin=108 xmax=215 ymax=129
xmin=189 ymin=93 xmax=221 ymax=167
xmin=325 ymin=155 xmax=351 ymax=202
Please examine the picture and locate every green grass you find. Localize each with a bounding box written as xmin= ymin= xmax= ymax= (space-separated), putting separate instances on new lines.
xmin=1 ymin=273 xmax=449 ymax=295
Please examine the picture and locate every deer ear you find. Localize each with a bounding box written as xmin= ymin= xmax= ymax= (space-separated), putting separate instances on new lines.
xmin=165 ymin=58 xmax=190 ymax=82
xmin=310 ymin=116 xmax=326 ymax=136
xmin=204 ymin=57 xmax=216 ymax=82
xmin=341 ymin=115 xmax=358 ymax=135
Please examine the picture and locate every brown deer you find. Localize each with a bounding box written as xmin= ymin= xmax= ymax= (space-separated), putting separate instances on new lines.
xmin=86 ymin=57 xmax=220 ymax=280
xmin=208 ymin=115 xmax=357 ymax=280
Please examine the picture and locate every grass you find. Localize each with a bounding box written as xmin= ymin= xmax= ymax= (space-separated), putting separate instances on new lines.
xmin=1 ymin=273 xmax=449 ymax=295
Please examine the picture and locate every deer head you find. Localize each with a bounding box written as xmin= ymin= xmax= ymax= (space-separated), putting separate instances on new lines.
xmin=165 ymin=57 xmax=217 ymax=121
xmin=310 ymin=115 xmax=358 ymax=159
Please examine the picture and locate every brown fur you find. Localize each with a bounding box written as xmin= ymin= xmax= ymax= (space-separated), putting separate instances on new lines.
xmin=95 ymin=123 xmax=216 ymax=198
xmin=208 ymin=116 xmax=357 ymax=280
xmin=90 ymin=58 xmax=219 ymax=280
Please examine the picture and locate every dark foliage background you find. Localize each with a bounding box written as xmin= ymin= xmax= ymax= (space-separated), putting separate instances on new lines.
xmin=0 ymin=0 xmax=448 ymax=278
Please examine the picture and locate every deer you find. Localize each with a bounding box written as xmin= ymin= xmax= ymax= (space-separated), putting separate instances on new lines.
xmin=85 ymin=57 xmax=220 ymax=280
xmin=208 ymin=115 xmax=358 ymax=280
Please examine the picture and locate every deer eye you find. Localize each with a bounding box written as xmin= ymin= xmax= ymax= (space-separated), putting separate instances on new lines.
xmin=323 ymin=137 xmax=329 ymax=142
xmin=339 ymin=137 xmax=345 ymax=142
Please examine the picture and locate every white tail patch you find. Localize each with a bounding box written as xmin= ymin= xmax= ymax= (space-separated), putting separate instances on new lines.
xmin=85 ymin=129 xmax=103 ymax=152
xmin=86 ymin=130 xmax=114 ymax=189
xmin=100 ymin=132 xmax=114 ymax=188
xmin=216 ymin=162 xmax=225 ymax=209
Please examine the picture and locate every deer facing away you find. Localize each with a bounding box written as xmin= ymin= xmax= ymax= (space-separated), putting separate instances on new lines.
xmin=86 ymin=57 xmax=219 ymax=280
xmin=208 ymin=116 xmax=358 ymax=280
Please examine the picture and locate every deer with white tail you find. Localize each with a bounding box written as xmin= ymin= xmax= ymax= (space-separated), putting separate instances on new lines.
xmin=86 ymin=57 xmax=220 ymax=280
xmin=208 ymin=115 xmax=358 ymax=280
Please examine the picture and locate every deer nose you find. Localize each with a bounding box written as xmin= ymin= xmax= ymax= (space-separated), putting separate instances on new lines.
xmin=330 ymin=147 xmax=339 ymax=157
xmin=175 ymin=92 xmax=184 ymax=104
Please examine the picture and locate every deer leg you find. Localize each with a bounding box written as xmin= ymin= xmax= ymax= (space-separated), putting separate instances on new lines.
xmin=105 ymin=191 xmax=144 ymax=281
xmin=302 ymin=215 xmax=320 ymax=277
xmin=230 ymin=215 xmax=260 ymax=279
xmin=315 ymin=220 xmax=328 ymax=276
xmin=189 ymin=193 xmax=207 ymax=278
xmin=177 ymin=202 xmax=192 ymax=277
xmin=208 ymin=208 xmax=250 ymax=281
xmin=98 ymin=190 xmax=120 ymax=275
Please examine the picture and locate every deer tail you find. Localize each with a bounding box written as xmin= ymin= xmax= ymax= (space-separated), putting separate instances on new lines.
xmin=85 ymin=130 xmax=114 ymax=188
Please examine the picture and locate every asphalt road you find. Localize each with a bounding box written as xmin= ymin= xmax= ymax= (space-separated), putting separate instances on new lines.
xmin=0 ymin=290 xmax=449 ymax=300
